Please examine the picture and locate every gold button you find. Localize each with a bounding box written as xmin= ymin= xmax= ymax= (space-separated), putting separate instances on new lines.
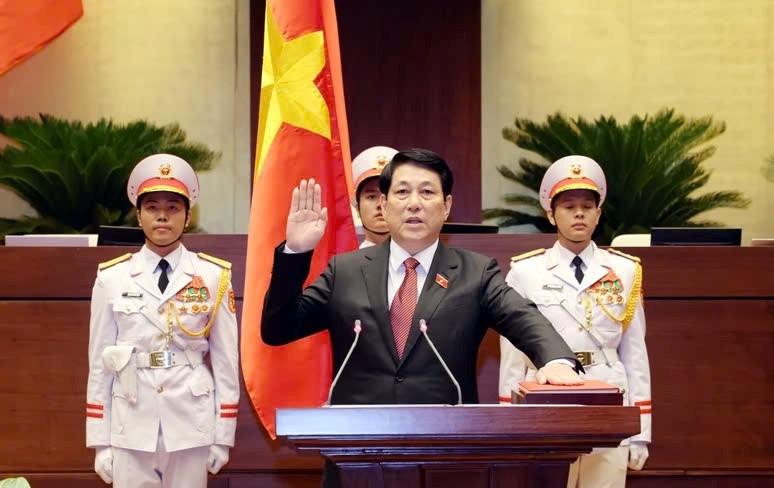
xmin=157 ymin=386 xmax=164 ymax=393
xmin=158 ymin=307 xmax=164 ymax=314
xmin=577 ymin=297 xmax=582 ymax=304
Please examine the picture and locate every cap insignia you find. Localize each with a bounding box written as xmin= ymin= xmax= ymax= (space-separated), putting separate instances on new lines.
xmin=158 ymin=163 xmax=173 ymax=179
xmin=375 ymin=155 xmax=389 ymax=168
xmin=569 ymin=163 xmax=583 ymax=178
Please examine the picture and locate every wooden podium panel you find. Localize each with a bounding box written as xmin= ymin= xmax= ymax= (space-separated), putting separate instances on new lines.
xmin=276 ymin=405 xmax=640 ymax=488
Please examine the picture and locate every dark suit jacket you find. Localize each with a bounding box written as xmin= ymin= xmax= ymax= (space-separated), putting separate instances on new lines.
xmin=262 ymin=240 xmax=576 ymax=405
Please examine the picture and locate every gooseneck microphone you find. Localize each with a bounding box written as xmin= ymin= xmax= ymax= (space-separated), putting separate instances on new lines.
xmin=326 ymin=320 xmax=362 ymax=406
xmin=419 ymin=319 xmax=462 ymax=405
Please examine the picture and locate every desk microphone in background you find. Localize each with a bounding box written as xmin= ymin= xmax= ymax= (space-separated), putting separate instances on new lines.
xmin=419 ymin=319 xmax=462 ymax=405
xmin=325 ymin=319 xmax=362 ymax=406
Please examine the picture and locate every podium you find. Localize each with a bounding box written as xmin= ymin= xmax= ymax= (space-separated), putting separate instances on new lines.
xmin=277 ymin=405 xmax=640 ymax=488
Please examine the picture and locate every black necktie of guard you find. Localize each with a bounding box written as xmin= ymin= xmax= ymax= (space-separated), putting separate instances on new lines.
xmin=572 ymin=255 xmax=584 ymax=284
xmin=158 ymin=259 xmax=170 ymax=292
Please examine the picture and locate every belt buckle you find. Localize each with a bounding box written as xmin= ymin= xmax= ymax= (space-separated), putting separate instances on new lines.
xmin=149 ymin=350 xmax=173 ymax=369
xmin=574 ymin=351 xmax=592 ymax=367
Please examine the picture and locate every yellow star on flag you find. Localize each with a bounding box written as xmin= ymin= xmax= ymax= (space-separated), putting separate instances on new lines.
xmin=256 ymin=7 xmax=330 ymax=174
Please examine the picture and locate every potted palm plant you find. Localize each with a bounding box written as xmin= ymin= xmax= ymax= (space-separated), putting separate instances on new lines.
xmin=0 ymin=114 xmax=219 ymax=241
xmin=482 ymin=109 xmax=750 ymax=245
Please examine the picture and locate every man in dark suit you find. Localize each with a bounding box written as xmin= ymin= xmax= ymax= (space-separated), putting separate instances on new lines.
xmin=261 ymin=148 xmax=582 ymax=406
xmin=262 ymin=148 xmax=582 ymax=487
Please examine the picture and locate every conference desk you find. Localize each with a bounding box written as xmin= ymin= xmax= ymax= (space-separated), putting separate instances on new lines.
xmin=0 ymin=234 xmax=771 ymax=487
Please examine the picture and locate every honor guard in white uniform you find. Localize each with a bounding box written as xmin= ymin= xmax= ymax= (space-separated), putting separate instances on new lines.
xmin=351 ymin=146 xmax=397 ymax=248
xmin=499 ymin=155 xmax=652 ymax=488
xmin=86 ymin=154 xmax=239 ymax=487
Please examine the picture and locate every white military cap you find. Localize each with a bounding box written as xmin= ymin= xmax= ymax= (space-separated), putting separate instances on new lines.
xmin=127 ymin=154 xmax=200 ymax=208
xmin=539 ymin=155 xmax=607 ymax=211
xmin=351 ymin=146 xmax=397 ymax=205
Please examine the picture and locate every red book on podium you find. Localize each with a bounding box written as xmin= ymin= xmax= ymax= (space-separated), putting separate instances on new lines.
xmin=513 ymin=380 xmax=623 ymax=406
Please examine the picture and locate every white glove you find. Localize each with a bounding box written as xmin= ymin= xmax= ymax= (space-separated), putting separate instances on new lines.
xmin=207 ymin=444 xmax=230 ymax=475
xmin=628 ymin=442 xmax=649 ymax=470
xmin=94 ymin=446 xmax=113 ymax=483
xmin=0 ymin=477 xmax=32 ymax=488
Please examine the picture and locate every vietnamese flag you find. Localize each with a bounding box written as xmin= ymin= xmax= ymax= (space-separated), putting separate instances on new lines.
xmin=240 ymin=0 xmax=358 ymax=438
xmin=0 ymin=0 xmax=83 ymax=75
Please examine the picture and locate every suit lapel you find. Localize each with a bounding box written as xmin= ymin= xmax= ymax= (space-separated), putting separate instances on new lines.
xmin=362 ymin=242 xmax=397 ymax=364
xmin=131 ymin=254 xmax=162 ymax=300
xmin=162 ymin=247 xmax=195 ymax=303
xmin=400 ymin=243 xmax=459 ymax=365
xmin=547 ymin=241 xmax=611 ymax=292
xmin=582 ymin=245 xmax=612 ymax=291
xmin=546 ymin=243 xmax=580 ymax=291
xmin=582 ymin=260 xmax=608 ymax=291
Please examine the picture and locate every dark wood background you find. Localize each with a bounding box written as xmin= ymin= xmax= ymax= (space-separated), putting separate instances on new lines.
xmin=250 ymin=0 xmax=482 ymax=223
xmin=0 ymin=235 xmax=772 ymax=487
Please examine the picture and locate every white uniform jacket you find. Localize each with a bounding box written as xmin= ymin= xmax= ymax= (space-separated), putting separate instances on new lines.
xmin=86 ymin=245 xmax=239 ymax=452
xmin=499 ymin=241 xmax=651 ymax=444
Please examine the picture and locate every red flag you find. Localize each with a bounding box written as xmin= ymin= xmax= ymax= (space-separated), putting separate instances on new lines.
xmin=0 ymin=0 xmax=83 ymax=75
xmin=240 ymin=0 xmax=358 ymax=438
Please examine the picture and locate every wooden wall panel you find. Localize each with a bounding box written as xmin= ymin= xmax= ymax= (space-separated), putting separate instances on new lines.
xmin=631 ymin=247 xmax=774 ymax=298
xmin=1 ymin=238 xmax=772 ymax=487
xmin=644 ymin=301 xmax=773 ymax=469
xmin=8 ymin=471 xmax=773 ymax=488
xmin=0 ymin=302 xmax=92 ymax=471
xmin=7 ymin=474 xmax=232 ymax=488
xmin=0 ymin=236 xmax=248 ymax=299
xmin=227 ymin=472 xmax=321 ymax=488
xmin=471 ymin=299 xmax=774 ymax=469
xmin=627 ymin=472 xmax=774 ymax=488
xmin=0 ymin=300 xmax=321 ymax=473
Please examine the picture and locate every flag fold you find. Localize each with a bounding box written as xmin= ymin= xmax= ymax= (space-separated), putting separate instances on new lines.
xmin=0 ymin=0 xmax=83 ymax=75
xmin=241 ymin=0 xmax=357 ymax=439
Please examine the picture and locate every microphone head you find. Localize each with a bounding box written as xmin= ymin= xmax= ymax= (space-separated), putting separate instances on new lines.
xmin=354 ymin=319 xmax=362 ymax=333
xmin=419 ymin=319 xmax=427 ymax=332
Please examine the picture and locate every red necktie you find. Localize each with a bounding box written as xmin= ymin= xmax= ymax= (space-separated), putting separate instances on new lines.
xmin=390 ymin=257 xmax=420 ymax=359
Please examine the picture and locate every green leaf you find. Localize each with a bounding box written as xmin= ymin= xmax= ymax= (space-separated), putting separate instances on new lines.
xmin=484 ymin=109 xmax=749 ymax=245
xmin=0 ymin=114 xmax=219 ymax=239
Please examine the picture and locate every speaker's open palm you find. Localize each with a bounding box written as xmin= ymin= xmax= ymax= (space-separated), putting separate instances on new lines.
xmin=286 ymin=179 xmax=328 ymax=252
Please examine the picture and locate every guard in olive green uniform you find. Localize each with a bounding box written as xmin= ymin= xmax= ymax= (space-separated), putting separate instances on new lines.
xmin=86 ymin=154 xmax=239 ymax=487
xmin=499 ymin=155 xmax=651 ymax=488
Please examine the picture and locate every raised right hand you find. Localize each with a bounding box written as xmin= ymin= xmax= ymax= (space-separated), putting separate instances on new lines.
xmin=286 ymin=179 xmax=328 ymax=253
xmin=94 ymin=446 xmax=113 ymax=484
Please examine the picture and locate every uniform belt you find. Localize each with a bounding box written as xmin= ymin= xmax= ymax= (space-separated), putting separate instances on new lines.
xmin=135 ymin=350 xmax=204 ymax=369
xmin=574 ymin=348 xmax=618 ymax=367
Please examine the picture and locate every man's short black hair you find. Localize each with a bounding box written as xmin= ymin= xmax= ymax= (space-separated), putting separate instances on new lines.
xmin=379 ymin=148 xmax=454 ymax=197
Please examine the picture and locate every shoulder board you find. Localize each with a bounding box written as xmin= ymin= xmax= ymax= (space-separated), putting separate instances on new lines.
xmin=511 ymin=248 xmax=546 ymax=262
xmin=607 ymin=248 xmax=641 ymax=263
xmin=198 ymin=252 xmax=232 ymax=270
xmin=98 ymin=253 xmax=132 ymax=271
